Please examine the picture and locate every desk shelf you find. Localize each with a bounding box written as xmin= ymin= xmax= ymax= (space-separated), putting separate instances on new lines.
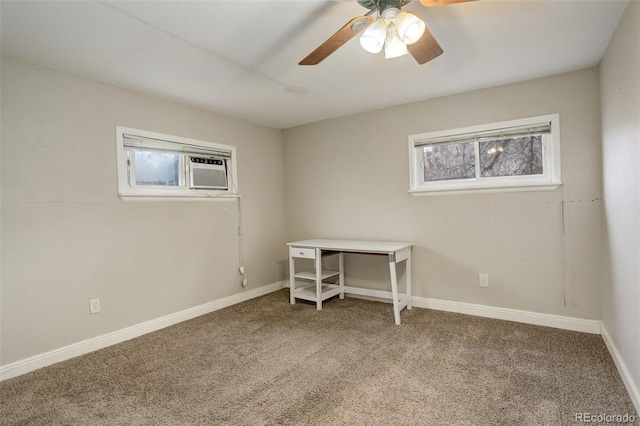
xmin=289 ymin=247 xmax=344 ymax=310
xmin=292 ymin=283 xmax=342 ymax=303
xmin=291 ymin=268 xmax=342 ymax=306
xmin=293 ymin=270 xmax=340 ymax=281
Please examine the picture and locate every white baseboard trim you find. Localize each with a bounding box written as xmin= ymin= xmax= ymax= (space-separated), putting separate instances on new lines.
xmin=0 ymin=281 xmax=286 ymax=382
xmin=287 ymin=279 xmax=600 ymax=334
xmin=601 ymin=324 xmax=640 ymax=413
xmin=412 ymin=296 xmax=602 ymax=334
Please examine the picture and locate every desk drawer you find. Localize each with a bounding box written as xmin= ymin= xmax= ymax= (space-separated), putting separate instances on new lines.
xmin=290 ymin=246 xmax=316 ymax=259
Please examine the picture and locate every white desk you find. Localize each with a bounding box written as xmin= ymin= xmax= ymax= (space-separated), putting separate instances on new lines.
xmin=287 ymin=239 xmax=412 ymax=325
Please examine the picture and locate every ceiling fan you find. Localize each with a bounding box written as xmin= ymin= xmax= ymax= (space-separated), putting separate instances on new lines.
xmin=299 ymin=0 xmax=473 ymax=66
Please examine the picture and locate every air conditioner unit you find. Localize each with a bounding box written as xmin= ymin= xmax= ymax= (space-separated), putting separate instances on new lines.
xmin=188 ymin=156 xmax=228 ymax=190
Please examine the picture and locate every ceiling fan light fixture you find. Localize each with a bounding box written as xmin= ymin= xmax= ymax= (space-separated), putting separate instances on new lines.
xmin=394 ymin=11 xmax=426 ymax=45
xmin=359 ymin=18 xmax=388 ymax=54
xmin=384 ymin=23 xmax=408 ymax=59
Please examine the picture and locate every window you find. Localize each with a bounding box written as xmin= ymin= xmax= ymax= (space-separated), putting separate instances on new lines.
xmin=408 ymin=114 xmax=561 ymax=195
xmin=116 ymin=126 xmax=238 ymax=201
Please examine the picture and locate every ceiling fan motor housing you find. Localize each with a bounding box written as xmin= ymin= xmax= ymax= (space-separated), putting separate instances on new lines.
xmin=357 ymin=0 xmax=413 ymax=13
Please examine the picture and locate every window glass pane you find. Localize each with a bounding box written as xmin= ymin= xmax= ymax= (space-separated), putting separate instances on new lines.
xmin=422 ymin=142 xmax=475 ymax=182
xmin=134 ymin=150 xmax=180 ymax=186
xmin=479 ymin=136 xmax=543 ymax=177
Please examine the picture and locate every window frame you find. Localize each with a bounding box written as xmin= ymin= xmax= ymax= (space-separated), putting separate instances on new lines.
xmin=116 ymin=126 xmax=238 ymax=201
xmin=408 ymin=114 xmax=562 ymax=196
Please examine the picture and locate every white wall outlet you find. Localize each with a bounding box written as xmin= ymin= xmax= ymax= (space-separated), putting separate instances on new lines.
xmin=479 ymin=274 xmax=489 ymax=288
xmin=89 ymin=298 xmax=101 ymax=314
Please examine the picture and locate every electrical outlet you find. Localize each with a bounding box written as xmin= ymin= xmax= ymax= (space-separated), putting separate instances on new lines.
xmin=89 ymin=298 xmax=101 ymax=314
xmin=479 ymin=274 xmax=489 ymax=288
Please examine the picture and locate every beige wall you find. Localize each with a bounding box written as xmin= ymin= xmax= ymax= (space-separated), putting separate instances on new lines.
xmin=283 ymin=67 xmax=603 ymax=320
xmin=600 ymin=0 xmax=640 ymax=406
xmin=0 ymin=59 xmax=286 ymax=365
xmin=1 ymin=37 xmax=627 ymax=377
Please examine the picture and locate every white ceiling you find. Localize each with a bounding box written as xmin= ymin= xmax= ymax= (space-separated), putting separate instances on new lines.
xmin=1 ymin=0 xmax=628 ymax=129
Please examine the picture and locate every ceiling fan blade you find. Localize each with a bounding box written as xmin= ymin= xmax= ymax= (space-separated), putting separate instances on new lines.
xmin=420 ymin=0 xmax=475 ymax=6
xmin=407 ymin=24 xmax=443 ymax=65
xmin=299 ymin=16 xmax=373 ymax=65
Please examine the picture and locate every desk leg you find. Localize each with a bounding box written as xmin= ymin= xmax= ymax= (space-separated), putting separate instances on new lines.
xmin=315 ymin=248 xmax=322 ymax=310
xmin=389 ymin=254 xmax=401 ymax=325
xmin=407 ymin=252 xmax=412 ymax=310
xmin=339 ymin=251 xmax=345 ymax=299
xmin=289 ymin=255 xmax=295 ymax=305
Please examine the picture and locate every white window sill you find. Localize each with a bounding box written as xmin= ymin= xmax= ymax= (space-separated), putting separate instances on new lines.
xmin=119 ymin=192 xmax=239 ymax=202
xmin=409 ymin=182 xmax=561 ymax=197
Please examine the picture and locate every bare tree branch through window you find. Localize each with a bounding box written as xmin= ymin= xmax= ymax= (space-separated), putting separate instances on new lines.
xmin=422 ymin=136 xmax=543 ymax=182
xmin=422 ymin=142 xmax=475 ymax=182
xmin=480 ymin=136 xmax=543 ymax=177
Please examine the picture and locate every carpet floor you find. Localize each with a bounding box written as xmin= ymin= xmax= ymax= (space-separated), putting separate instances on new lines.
xmin=0 ymin=289 xmax=636 ymax=425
